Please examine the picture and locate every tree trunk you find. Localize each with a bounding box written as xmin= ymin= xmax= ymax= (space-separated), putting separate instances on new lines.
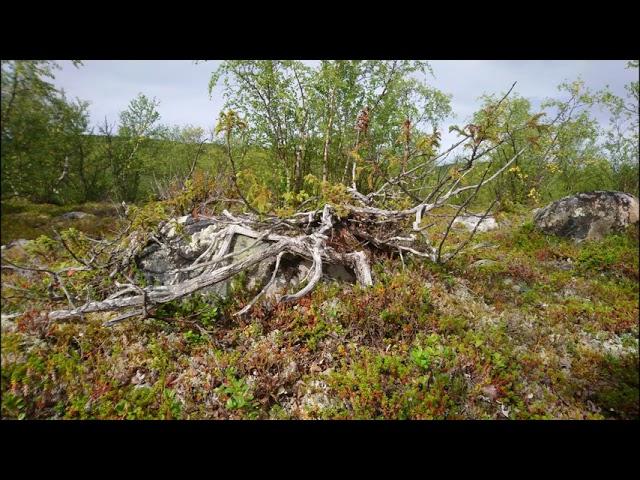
xmin=294 ymin=146 xmax=303 ymax=192
xmin=322 ymin=90 xmax=336 ymax=183
xmin=351 ymin=130 xmax=361 ymax=190
xmin=402 ymin=119 xmax=411 ymax=174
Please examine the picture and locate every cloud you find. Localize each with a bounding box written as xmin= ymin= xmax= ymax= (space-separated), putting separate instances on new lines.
xmin=428 ymin=60 xmax=635 ymax=149
xmin=54 ymin=60 xmax=223 ymax=131
xmin=53 ymin=60 xmax=636 ymax=149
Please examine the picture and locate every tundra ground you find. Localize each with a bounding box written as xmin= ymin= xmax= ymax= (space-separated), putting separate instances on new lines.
xmin=1 ymin=202 xmax=638 ymax=419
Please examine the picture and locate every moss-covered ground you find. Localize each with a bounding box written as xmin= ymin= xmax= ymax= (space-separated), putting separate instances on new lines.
xmin=1 ymin=198 xmax=120 ymax=245
xmin=1 ymin=202 xmax=638 ymax=419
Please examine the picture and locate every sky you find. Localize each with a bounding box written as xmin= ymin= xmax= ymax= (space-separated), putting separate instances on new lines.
xmin=52 ymin=60 xmax=636 ymax=149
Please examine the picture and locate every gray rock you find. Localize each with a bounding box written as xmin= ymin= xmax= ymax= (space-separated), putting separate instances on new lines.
xmin=471 ymin=259 xmax=499 ymax=268
xmin=59 ymin=211 xmax=94 ymax=220
xmin=137 ymin=219 xmax=268 ymax=298
xmin=4 ymin=238 xmax=30 ymax=250
xmin=136 ymin=215 xmax=356 ymax=301
xmin=533 ymin=191 xmax=639 ymax=241
xmin=547 ymin=259 xmax=573 ymax=271
xmin=453 ymin=215 xmax=499 ymax=233
xmin=1 ymin=312 xmax=21 ymax=334
xmin=297 ymin=379 xmax=337 ymax=415
xmin=470 ymin=241 xmax=498 ymax=250
xmin=500 ymin=278 xmax=525 ymax=293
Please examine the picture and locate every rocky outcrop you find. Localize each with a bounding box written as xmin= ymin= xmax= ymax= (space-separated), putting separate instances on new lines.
xmin=1 ymin=239 xmax=31 ymax=251
xmin=136 ymin=215 xmax=355 ymax=301
xmin=453 ymin=215 xmax=499 ymax=233
xmin=59 ymin=211 xmax=94 ymax=220
xmin=533 ymin=191 xmax=639 ymax=241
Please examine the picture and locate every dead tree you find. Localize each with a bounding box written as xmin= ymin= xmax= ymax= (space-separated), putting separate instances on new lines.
xmin=2 ymin=81 xmax=583 ymax=325
xmin=38 ymin=151 xmax=523 ymax=323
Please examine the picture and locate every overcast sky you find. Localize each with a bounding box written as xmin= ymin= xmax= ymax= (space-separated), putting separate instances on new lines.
xmin=52 ymin=60 xmax=636 ymax=149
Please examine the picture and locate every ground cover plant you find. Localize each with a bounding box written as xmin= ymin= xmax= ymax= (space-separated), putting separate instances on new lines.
xmin=1 ymin=60 xmax=638 ymax=420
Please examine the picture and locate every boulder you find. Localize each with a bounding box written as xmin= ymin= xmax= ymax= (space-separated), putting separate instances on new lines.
xmin=2 ymin=238 xmax=31 ymax=250
xmin=136 ymin=215 xmax=355 ymax=301
xmin=471 ymin=259 xmax=499 ymax=269
xmin=533 ymin=191 xmax=639 ymax=241
xmin=59 ymin=211 xmax=94 ymax=220
xmin=453 ymin=215 xmax=499 ymax=233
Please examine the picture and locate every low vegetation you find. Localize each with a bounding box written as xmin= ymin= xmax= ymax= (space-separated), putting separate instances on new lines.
xmin=1 ymin=59 xmax=638 ymax=420
xmin=2 ymin=203 xmax=637 ymax=419
xmin=0 ymin=198 xmax=120 ymax=245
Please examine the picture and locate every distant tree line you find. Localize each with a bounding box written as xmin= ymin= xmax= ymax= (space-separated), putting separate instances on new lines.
xmin=1 ymin=60 xmax=637 ymax=208
xmin=1 ymin=60 xmax=224 ymax=205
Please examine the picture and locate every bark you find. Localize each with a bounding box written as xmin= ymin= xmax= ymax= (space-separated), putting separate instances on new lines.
xmin=322 ymin=89 xmax=336 ymax=183
xmin=45 ymin=204 xmax=375 ymax=322
xmin=294 ymin=146 xmax=303 ymax=192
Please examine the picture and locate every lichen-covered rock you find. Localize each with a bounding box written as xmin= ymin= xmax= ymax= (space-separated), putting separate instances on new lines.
xmin=1 ymin=238 xmax=31 ymax=251
xmin=471 ymin=259 xmax=499 ymax=269
xmin=293 ymin=379 xmax=338 ymax=419
xmin=136 ymin=216 xmax=269 ymax=298
xmin=533 ymin=191 xmax=639 ymax=241
xmin=58 ymin=211 xmax=93 ymax=220
xmin=135 ymin=215 xmax=355 ymax=301
xmin=453 ymin=215 xmax=499 ymax=233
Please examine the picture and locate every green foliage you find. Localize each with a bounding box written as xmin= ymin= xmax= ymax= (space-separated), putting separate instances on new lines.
xmin=215 ymin=369 xmax=259 ymax=417
xmin=127 ymin=202 xmax=168 ymax=237
xmin=3 ymin=60 xmax=637 ymax=211
xmin=183 ymin=330 xmax=205 ymax=345
xmin=281 ymin=190 xmax=310 ymax=209
xmin=165 ymin=169 xmax=220 ymax=216
xmin=0 ymin=199 xmax=119 ymax=245
xmin=576 ymin=232 xmax=639 ymax=278
xmin=411 ymin=334 xmax=456 ymax=370
xmin=211 ymin=60 xmax=451 ymax=194
xmin=1 ymin=60 xmax=91 ymax=204
xmin=215 ymin=109 xmax=247 ymax=136
xmin=410 ymin=346 xmax=432 ymax=370
xmin=1 ymin=63 xmax=227 ymax=206
xmin=590 ymin=352 xmax=639 ymax=419
xmin=597 ymin=62 xmax=639 ymax=196
xmin=155 ymin=293 xmax=222 ymax=327
xmin=25 ymin=235 xmax=60 ymax=261
xmin=302 ymin=174 xmax=352 ymax=217
xmin=107 ymin=94 xmax=162 ymax=202
xmin=2 ymin=210 xmax=637 ymax=420
xmin=236 ymin=169 xmax=274 ymax=214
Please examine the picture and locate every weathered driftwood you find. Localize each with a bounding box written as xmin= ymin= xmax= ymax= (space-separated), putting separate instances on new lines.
xmin=37 ymin=137 xmax=530 ymax=324
xmin=47 ymin=204 xmax=376 ymax=322
xmin=44 ymin=150 xmax=522 ymax=323
xmin=8 ymin=80 xmax=583 ymax=324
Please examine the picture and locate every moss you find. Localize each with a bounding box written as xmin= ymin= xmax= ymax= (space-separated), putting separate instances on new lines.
xmin=1 ymin=199 xmax=120 ymax=244
xmin=1 ymin=206 xmax=638 ymax=420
